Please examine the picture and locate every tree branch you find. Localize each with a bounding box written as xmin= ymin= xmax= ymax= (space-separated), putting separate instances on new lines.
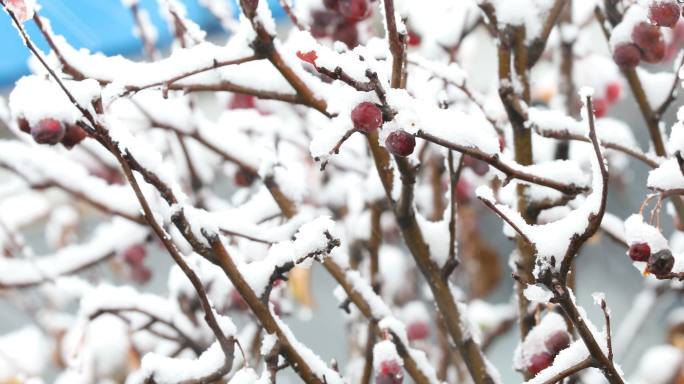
xmin=416 ymin=130 xmax=588 ymax=195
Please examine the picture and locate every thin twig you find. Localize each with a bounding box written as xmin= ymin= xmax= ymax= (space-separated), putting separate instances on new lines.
xmin=382 ymin=0 xmax=407 ymax=89
xmin=416 ymin=130 xmax=588 ymax=195
xmin=534 ymin=126 xmax=660 ymax=168
xmin=598 ymin=297 xmax=613 ymax=361
xmin=278 ymin=0 xmax=305 ymax=30
xmin=538 ymin=358 xmax=592 ymax=384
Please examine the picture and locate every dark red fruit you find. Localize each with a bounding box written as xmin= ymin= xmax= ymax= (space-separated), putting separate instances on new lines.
xmin=297 ymin=50 xmax=318 ymax=67
xmin=376 ymin=360 xmax=403 ymax=384
xmin=338 ymin=0 xmax=371 ymax=21
xmin=528 ymin=352 xmax=553 ymax=375
xmin=17 ymin=117 xmax=30 ymax=133
xmin=351 ymin=102 xmax=383 ymax=132
xmin=649 ymin=0 xmax=681 ymax=28
xmin=605 ymin=82 xmax=622 ymax=104
xmin=229 ymin=93 xmax=256 ymax=109
xmin=229 ymin=289 xmax=249 ymax=311
xmin=593 ymin=98 xmax=608 ymax=118
xmin=648 ymin=249 xmax=674 ymax=276
xmin=122 ymin=244 xmax=147 ymax=265
xmin=385 ymin=131 xmax=415 ymax=157
xmin=131 ymin=265 xmax=152 ymax=284
xmin=406 ymin=321 xmax=430 ymax=341
xmin=333 ymin=22 xmax=359 ymax=48
xmin=323 ymin=0 xmax=339 ymax=10
xmin=92 ymin=167 xmax=124 ymax=185
xmin=31 ymin=118 xmax=65 ymax=145
xmin=628 ymin=242 xmax=651 ymax=262
xmin=61 ymin=124 xmax=87 ymax=149
xmin=270 ymin=300 xmax=282 ymax=316
xmin=310 ymin=10 xmax=340 ymax=38
xmin=407 ymin=30 xmax=421 ymax=46
xmin=632 ymin=22 xmax=666 ymax=63
xmin=544 ymin=331 xmax=571 ymax=355
xmin=455 ymin=179 xmax=470 ymax=204
xmin=612 ymin=43 xmax=642 ymax=69
xmin=463 ymin=156 xmax=489 ymax=176
xmin=234 ymin=168 xmax=257 ymax=187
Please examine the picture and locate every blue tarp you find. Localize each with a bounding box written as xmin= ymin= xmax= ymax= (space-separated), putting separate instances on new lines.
xmin=0 ymin=0 xmax=284 ymax=87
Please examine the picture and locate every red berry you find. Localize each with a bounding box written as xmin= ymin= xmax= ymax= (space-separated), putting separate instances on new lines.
xmin=628 ymin=242 xmax=651 ymax=262
xmin=528 ymin=352 xmax=553 ymax=376
xmin=310 ymin=10 xmax=340 ymax=38
xmin=296 ymin=50 xmax=318 ymax=67
xmin=376 ymin=360 xmax=403 ymax=384
xmin=407 ymin=30 xmax=421 ymax=46
xmin=270 ymin=300 xmax=282 ymax=316
xmin=131 ymin=265 xmax=152 ymax=284
xmin=605 ymin=82 xmax=622 ymax=104
xmin=351 ymin=102 xmax=383 ymax=132
xmin=229 ymin=93 xmax=256 ymax=109
xmin=649 ymin=0 xmax=681 ymax=28
xmin=612 ymin=43 xmax=642 ymax=69
xmin=323 ymin=0 xmax=339 ymax=10
xmin=593 ymin=98 xmax=608 ymax=118
xmin=229 ymin=289 xmax=249 ymax=311
xmin=16 ymin=117 xmax=30 ymax=133
xmin=92 ymin=167 xmax=124 ymax=185
xmin=648 ymin=249 xmax=674 ymax=276
xmin=333 ymin=22 xmax=360 ymax=48
xmin=122 ymin=244 xmax=147 ymax=265
xmin=544 ymin=331 xmax=571 ymax=355
xmin=463 ymin=156 xmax=489 ymax=176
xmin=406 ymin=321 xmax=430 ymax=341
xmin=455 ymin=179 xmax=471 ymax=204
xmin=385 ymin=131 xmax=416 ymax=157
xmin=632 ymin=22 xmax=666 ymax=63
xmin=61 ymin=124 xmax=87 ymax=149
xmin=31 ymin=118 xmax=65 ymax=145
xmin=338 ymin=0 xmax=371 ymax=21
xmin=234 ymin=168 xmax=257 ymax=187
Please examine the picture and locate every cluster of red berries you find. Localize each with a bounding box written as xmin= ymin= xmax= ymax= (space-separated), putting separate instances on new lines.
xmin=17 ymin=117 xmax=86 ymax=148
xmin=527 ymin=330 xmax=571 ymax=375
xmin=628 ymin=242 xmax=675 ymax=276
xmin=351 ymin=102 xmax=415 ymax=156
xmin=121 ymin=244 xmax=152 ymax=284
xmin=375 ymin=359 xmax=403 ymax=384
xmin=613 ymin=0 xmax=681 ymax=69
xmin=310 ymin=0 xmax=374 ymax=48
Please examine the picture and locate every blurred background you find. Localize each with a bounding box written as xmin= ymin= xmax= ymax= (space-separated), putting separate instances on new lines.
xmin=0 ymin=1 xmax=683 ymax=383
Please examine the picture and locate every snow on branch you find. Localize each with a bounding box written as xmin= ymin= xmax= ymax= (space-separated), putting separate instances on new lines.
xmin=476 ymin=89 xmax=609 ymax=279
xmin=2 ymin=0 xmax=684 ymax=383
xmin=0 ymin=219 xmax=147 ymax=288
xmin=0 ymin=140 xmax=142 ymax=222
